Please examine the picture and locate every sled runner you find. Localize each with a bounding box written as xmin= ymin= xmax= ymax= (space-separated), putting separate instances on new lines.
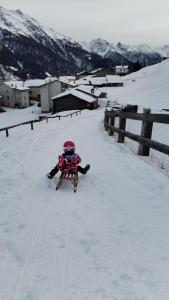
xmin=56 ymin=171 xmax=78 ymax=192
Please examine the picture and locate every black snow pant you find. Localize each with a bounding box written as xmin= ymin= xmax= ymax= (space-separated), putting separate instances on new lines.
xmin=49 ymin=165 xmax=87 ymax=178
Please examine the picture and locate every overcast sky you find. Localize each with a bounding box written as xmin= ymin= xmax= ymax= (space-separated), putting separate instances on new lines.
xmin=1 ymin=0 xmax=169 ymax=45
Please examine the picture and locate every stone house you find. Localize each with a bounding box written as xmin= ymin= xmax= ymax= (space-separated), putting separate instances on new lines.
xmin=25 ymin=78 xmax=62 ymax=112
xmin=0 ymin=81 xmax=30 ymax=108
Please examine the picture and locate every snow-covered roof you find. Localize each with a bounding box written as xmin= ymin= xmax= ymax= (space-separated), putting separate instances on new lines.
xmin=4 ymin=81 xmax=30 ymax=91
xmin=59 ymin=77 xmax=77 ymax=87
xmin=90 ymin=68 xmax=103 ymax=74
xmin=115 ymin=65 xmax=129 ymax=69
xmin=76 ymin=85 xmax=101 ymax=96
xmin=106 ymin=75 xmax=123 ymax=83
xmin=52 ymin=88 xmax=97 ymax=103
xmin=89 ymin=77 xmax=107 ymax=86
xmin=76 ymin=70 xmax=90 ymax=76
xmin=59 ymin=76 xmax=76 ymax=83
xmin=24 ymin=77 xmax=58 ymax=87
xmin=80 ymin=75 xmax=123 ymax=86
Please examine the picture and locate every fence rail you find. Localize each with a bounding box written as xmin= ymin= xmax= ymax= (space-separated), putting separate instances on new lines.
xmin=0 ymin=110 xmax=81 ymax=137
xmin=104 ymin=108 xmax=169 ymax=156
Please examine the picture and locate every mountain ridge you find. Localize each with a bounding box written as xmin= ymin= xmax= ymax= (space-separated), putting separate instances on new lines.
xmin=80 ymin=38 xmax=168 ymax=66
xmin=0 ymin=6 xmax=167 ymax=81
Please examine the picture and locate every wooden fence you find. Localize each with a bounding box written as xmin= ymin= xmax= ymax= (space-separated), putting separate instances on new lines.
xmin=104 ymin=108 xmax=169 ymax=156
xmin=0 ymin=110 xmax=81 ymax=137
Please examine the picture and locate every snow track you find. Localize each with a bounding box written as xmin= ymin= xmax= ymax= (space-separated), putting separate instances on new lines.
xmin=0 ymin=109 xmax=169 ymax=300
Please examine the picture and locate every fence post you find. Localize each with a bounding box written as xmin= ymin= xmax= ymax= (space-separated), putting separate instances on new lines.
xmin=138 ymin=108 xmax=153 ymax=156
xmin=104 ymin=110 xmax=110 ymax=131
xmin=6 ymin=129 xmax=9 ymax=137
xmin=31 ymin=122 xmax=33 ymax=130
xmin=118 ymin=110 xmax=126 ymax=143
xmin=109 ymin=111 xmax=115 ymax=136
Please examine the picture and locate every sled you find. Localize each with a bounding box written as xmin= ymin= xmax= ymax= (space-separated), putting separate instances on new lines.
xmin=56 ymin=171 xmax=78 ymax=192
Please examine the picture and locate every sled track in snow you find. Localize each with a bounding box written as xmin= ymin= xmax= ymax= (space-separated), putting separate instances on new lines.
xmin=61 ymin=195 xmax=74 ymax=300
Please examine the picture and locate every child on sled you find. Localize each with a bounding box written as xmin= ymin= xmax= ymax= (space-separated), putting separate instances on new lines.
xmin=47 ymin=140 xmax=90 ymax=179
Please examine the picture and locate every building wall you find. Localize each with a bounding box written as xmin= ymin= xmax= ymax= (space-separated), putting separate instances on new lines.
xmin=115 ymin=68 xmax=129 ymax=76
xmin=41 ymin=80 xmax=62 ymax=112
xmin=0 ymin=84 xmax=29 ymax=108
xmin=30 ymin=87 xmax=41 ymax=100
xmin=0 ymin=84 xmax=15 ymax=107
xmin=15 ymin=90 xmax=30 ymax=108
xmin=53 ymin=95 xmax=89 ymax=113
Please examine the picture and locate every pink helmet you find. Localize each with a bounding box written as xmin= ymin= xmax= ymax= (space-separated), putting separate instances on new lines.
xmin=63 ymin=140 xmax=75 ymax=153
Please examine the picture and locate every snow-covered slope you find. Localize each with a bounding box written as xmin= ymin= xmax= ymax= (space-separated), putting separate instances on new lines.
xmin=0 ymin=6 xmax=112 ymax=79
xmin=100 ymin=58 xmax=169 ymax=110
xmin=0 ymin=6 xmax=78 ymax=46
xmin=0 ymin=107 xmax=169 ymax=300
xmin=155 ymin=45 xmax=169 ymax=58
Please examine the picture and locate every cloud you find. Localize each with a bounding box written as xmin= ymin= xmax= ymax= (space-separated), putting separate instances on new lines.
xmin=0 ymin=0 xmax=169 ymax=45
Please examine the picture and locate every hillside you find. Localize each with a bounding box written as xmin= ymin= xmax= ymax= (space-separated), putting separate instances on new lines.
xmin=100 ymin=59 xmax=169 ymax=110
xmin=0 ymin=106 xmax=169 ymax=300
xmin=0 ymin=6 xmax=168 ymax=81
xmin=80 ymin=38 xmax=165 ymax=67
xmin=0 ymin=6 xmax=114 ymax=80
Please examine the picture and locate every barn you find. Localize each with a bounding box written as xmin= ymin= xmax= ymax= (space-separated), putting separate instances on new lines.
xmin=52 ymin=88 xmax=99 ymax=113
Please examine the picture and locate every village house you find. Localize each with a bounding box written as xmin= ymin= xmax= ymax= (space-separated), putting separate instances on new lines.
xmin=25 ymin=79 xmax=45 ymax=100
xmin=75 ymin=68 xmax=114 ymax=80
xmin=90 ymin=68 xmax=115 ymax=77
xmin=25 ymin=78 xmax=62 ymax=112
xmin=52 ymin=87 xmax=99 ymax=113
xmin=0 ymin=81 xmax=30 ymax=108
xmin=114 ymin=65 xmax=129 ymax=76
xmin=58 ymin=76 xmax=77 ymax=92
xmin=89 ymin=75 xmax=123 ymax=87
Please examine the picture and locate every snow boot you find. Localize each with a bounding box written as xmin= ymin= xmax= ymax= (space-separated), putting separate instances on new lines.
xmin=83 ymin=164 xmax=90 ymax=174
xmin=47 ymin=173 xmax=53 ymax=179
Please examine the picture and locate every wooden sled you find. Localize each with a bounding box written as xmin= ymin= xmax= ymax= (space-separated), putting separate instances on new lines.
xmin=56 ymin=172 xmax=78 ymax=192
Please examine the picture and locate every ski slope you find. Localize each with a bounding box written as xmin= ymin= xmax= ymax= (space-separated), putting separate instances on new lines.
xmin=0 ymin=108 xmax=169 ymax=300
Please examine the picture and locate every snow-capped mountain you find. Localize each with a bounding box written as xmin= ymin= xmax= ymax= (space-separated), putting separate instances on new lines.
xmin=155 ymin=45 xmax=169 ymax=58
xmin=0 ymin=6 xmax=167 ymax=81
xmin=80 ymin=38 xmax=165 ymax=67
xmin=0 ymin=7 xmax=114 ymax=80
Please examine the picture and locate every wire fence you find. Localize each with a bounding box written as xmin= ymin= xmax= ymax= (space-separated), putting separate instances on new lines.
xmin=150 ymin=123 xmax=169 ymax=172
xmin=124 ymin=120 xmax=169 ymax=173
xmin=105 ymin=103 xmax=169 ymax=173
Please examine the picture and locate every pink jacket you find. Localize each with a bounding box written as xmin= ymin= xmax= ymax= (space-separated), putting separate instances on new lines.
xmin=57 ymin=153 xmax=81 ymax=173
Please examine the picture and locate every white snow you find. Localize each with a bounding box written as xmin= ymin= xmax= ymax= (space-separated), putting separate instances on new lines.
xmin=99 ymin=59 xmax=169 ymax=110
xmin=0 ymin=6 xmax=80 ymax=49
xmin=5 ymin=80 xmax=30 ymax=91
xmin=0 ymin=106 xmax=40 ymax=129
xmin=0 ymin=103 xmax=169 ymax=300
xmin=1 ymin=59 xmax=169 ymax=300
xmin=52 ymin=88 xmax=97 ymax=103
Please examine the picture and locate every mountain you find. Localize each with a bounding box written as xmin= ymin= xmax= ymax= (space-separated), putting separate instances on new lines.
xmin=80 ymin=38 xmax=166 ymax=67
xmin=0 ymin=6 xmax=167 ymax=81
xmin=0 ymin=6 xmax=115 ymax=80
